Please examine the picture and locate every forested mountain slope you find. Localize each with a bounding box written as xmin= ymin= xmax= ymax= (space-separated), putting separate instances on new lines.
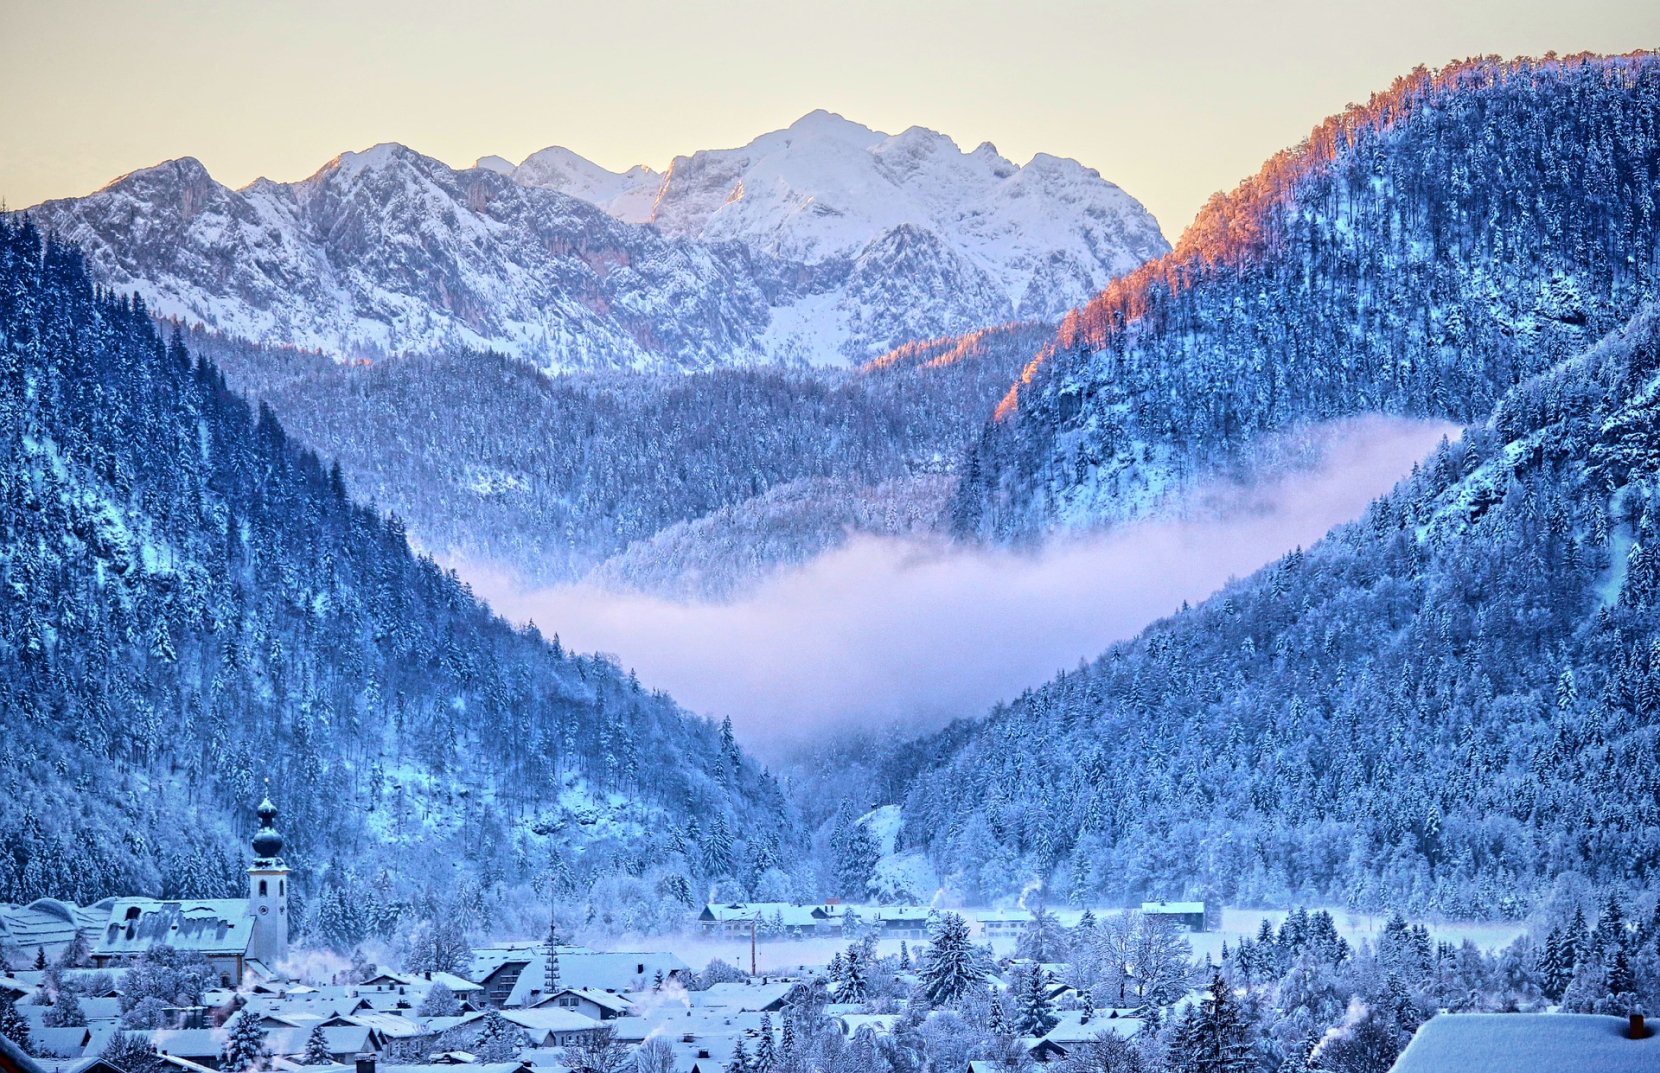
xmin=0 ymin=219 xmax=800 ymax=939
xmin=201 ymin=323 xmax=1050 ymax=592
xmin=901 ymin=303 xmax=1660 ymax=915
xmin=955 ymin=53 xmax=1660 ymax=540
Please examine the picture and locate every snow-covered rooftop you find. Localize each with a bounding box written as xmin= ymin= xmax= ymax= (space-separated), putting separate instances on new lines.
xmin=1391 ymin=1013 xmax=1658 ymax=1073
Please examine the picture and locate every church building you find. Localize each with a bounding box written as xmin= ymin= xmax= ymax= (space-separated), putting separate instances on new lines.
xmin=84 ymin=796 xmax=291 ymax=986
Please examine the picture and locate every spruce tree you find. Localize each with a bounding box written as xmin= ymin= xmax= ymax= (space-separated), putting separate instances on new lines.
xmin=1608 ymin=947 xmax=1636 ymax=1004
xmin=725 ymin=1036 xmax=749 ymax=1073
xmin=301 ymin=1025 xmax=334 ymax=1065
xmin=220 ymin=1012 xmax=271 ymax=1073
xmin=920 ymin=912 xmax=981 ymax=1006
xmin=753 ymin=1012 xmax=777 ymax=1073
xmin=1540 ymin=927 xmax=1571 ymax=1001
xmin=1172 ymin=973 xmax=1251 ymax=1073
xmin=778 ymin=1013 xmax=797 ymax=1066
xmin=840 ymin=944 xmax=868 ymax=1004
xmin=0 ymin=995 xmax=31 ymax=1054
xmin=1014 ymin=965 xmax=1057 ymax=1038
xmin=987 ymin=988 xmax=1010 ymax=1037
xmin=473 ymin=1011 xmax=520 ymax=1062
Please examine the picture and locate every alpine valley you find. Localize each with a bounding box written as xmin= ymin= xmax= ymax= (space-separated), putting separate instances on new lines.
xmin=5 ymin=48 xmax=1660 ymax=1058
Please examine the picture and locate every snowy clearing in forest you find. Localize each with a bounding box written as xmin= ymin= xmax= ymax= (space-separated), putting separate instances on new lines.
xmin=461 ymin=415 xmax=1458 ymax=757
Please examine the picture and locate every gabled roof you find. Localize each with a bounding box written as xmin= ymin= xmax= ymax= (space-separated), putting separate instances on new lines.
xmin=698 ymin=904 xmax=826 ymax=927
xmin=31 ymin=1027 xmax=94 ymax=1059
xmin=0 ymin=901 xmax=106 ymax=963
xmin=423 ymin=973 xmax=483 ymax=993
xmin=92 ymin=900 xmax=253 ymax=959
xmin=973 ymin=909 xmax=1034 ymax=923
xmin=1038 ymin=1010 xmax=1145 ymax=1045
xmin=1140 ymin=901 xmax=1204 ymax=915
xmin=534 ymin=989 xmax=631 ymax=1015
xmin=496 ymin=1008 xmax=608 ymax=1034
xmin=262 ymin=1025 xmax=376 ymax=1057
xmin=500 ymin=952 xmax=690 ymax=1006
xmin=691 ymin=982 xmax=796 ymax=1012
xmin=1391 ymin=1013 xmax=1658 ymax=1073
xmin=347 ymin=1012 xmax=429 ymax=1038
xmin=149 ymin=1029 xmax=228 ymax=1061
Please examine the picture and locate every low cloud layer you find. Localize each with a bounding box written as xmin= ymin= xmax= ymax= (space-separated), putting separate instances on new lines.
xmin=460 ymin=416 xmax=1457 ymax=757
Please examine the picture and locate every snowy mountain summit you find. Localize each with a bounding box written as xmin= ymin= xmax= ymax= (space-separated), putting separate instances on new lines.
xmin=26 ymin=115 xmax=1166 ymax=371
xmin=495 ymin=110 xmax=1171 ymax=348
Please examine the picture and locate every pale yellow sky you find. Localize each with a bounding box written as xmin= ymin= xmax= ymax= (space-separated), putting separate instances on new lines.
xmin=1 ymin=0 xmax=1655 ymax=237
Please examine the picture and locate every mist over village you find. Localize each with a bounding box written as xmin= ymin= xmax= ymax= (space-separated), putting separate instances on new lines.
xmin=2 ymin=5 xmax=1660 ymax=1073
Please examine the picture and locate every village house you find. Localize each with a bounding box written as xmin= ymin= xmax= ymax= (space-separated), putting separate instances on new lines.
xmin=528 ymin=987 xmax=631 ymax=1021
xmin=470 ymin=946 xmax=688 ymax=1007
xmin=694 ymin=903 xmax=834 ymax=939
xmin=1140 ymin=901 xmax=1208 ymax=933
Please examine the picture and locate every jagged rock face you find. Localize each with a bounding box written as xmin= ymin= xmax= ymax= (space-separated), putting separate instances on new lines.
xmin=28 ymin=116 xmax=1167 ymax=370
xmin=500 ymin=111 xmax=1171 ymax=361
xmin=28 ymin=145 xmax=787 ymax=371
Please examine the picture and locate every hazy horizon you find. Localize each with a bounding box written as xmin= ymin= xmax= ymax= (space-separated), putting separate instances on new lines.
xmin=2 ymin=1 xmax=1655 ymax=237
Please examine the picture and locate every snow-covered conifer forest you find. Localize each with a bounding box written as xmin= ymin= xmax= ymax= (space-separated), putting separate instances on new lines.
xmin=3 ymin=44 xmax=1660 ymax=1073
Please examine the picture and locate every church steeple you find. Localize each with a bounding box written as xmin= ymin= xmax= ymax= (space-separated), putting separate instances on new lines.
xmin=247 ymin=792 xmax=289 ymax=969
xmin=252 ymin=797 xmax=284 ymax=863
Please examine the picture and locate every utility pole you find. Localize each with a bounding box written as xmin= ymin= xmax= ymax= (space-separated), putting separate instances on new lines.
xmin=751 ymin=915 xmax=758 ymax=977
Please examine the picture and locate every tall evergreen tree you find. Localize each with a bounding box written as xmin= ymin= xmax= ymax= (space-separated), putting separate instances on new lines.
xmin=301 ymin=1025 xmax=334 ymax=1065
xmin=0 ymin=996 xmax=31 ymax=1055
xmin=220 ymin=1013 xmax=271 ymax=1073
xmin=920 ymin=912 xmax=981 ymax=1006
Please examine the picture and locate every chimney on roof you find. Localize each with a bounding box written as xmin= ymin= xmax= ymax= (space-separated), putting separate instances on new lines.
xmin=356 ymin=1055 xmax=377 ymax=1073
xmin=1630 ymin=1013 xmax=1651 ymax=1039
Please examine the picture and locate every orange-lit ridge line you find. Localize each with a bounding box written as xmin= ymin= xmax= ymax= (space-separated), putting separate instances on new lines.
xmin=991 ymin=50 xmax=1658 ymax=424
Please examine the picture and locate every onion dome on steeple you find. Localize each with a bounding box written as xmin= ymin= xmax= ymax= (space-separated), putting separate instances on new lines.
xmin=252 ymin=797 xmax=284 ymax=861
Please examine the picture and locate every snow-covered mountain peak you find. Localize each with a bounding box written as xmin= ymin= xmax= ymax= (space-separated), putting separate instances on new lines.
xmin=304 ymin=142 xmax=438 ymax=185
xmin=781 ymin=108 xmax=881 ymax=143
xmin=91 ymin=157 xmax=220 ymax=207
xmin=506 ymin=145 xmax=659 ymax=222
xmin=27 ymin=118 xmax=1169 ymax=369
xmin=473 ymin=154 xmax=516 ymax=176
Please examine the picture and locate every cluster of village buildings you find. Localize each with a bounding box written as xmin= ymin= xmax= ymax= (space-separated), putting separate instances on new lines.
xmin=1 ymin=801 xmax=1651 ymax=1073
xmin=0 ymin=801 xmax=1177 ymax=1073
xmin=0 ymin=909 xmax=1149 ymax=1073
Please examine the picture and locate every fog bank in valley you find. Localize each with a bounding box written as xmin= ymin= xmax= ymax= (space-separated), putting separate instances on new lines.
xmin=460 ymin=416 xmax=1459 ymax=757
